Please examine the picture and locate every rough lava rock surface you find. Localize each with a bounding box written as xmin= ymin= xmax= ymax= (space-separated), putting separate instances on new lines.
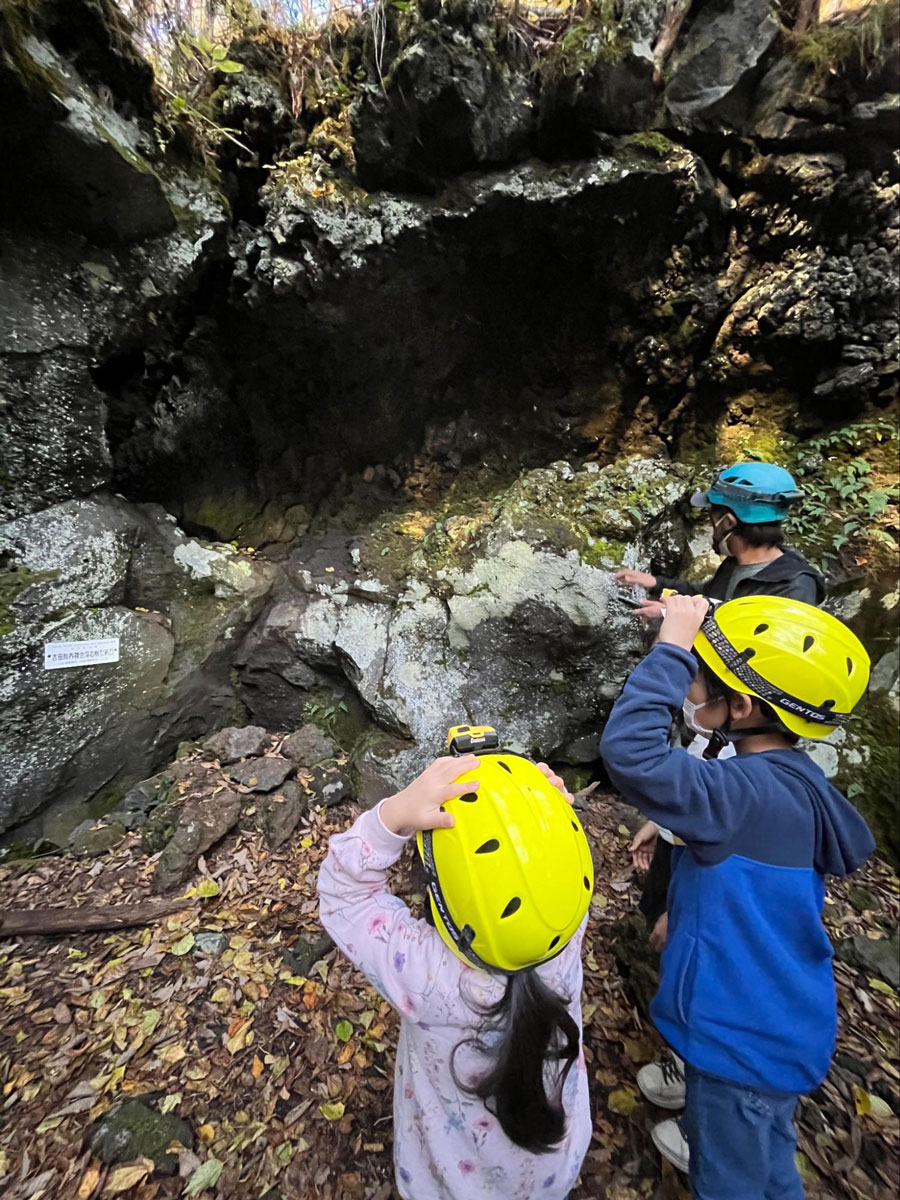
xmin=0 ymin=495 xmax=275 ymax=839
xmin=0 ymin=0 xmax=897 ymax=847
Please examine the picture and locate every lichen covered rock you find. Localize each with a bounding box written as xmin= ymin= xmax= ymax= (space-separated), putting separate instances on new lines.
xmin=202 ymin=726 xmax=269 ymax=764
xmin=237 ymin=456 xmax=694 ymax=794
xmin=0 ymin=496 xmax=275 ymax=840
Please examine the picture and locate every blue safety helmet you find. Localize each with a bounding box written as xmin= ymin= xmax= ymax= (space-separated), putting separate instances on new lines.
xmin=690 ymin=462 xmax=803 ymax=524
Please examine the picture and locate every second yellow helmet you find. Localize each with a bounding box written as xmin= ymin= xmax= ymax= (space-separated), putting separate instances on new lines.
xmin=693 ymin=596 xmax=870 ymax=739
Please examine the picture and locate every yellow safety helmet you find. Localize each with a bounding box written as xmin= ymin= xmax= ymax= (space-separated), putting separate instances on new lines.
xmin=417 ymin=732 xmax=594 ymax=974
xmin=693 ymin=596 xmax=870 ymax=740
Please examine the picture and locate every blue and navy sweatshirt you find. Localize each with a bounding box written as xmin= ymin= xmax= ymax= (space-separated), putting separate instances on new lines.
xmin=600 ymin=643 xmax=875 ymax=1096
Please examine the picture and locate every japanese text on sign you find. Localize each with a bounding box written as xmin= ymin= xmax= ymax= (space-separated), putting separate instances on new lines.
xmin=44 ymin=637 xmax=120 ymax=670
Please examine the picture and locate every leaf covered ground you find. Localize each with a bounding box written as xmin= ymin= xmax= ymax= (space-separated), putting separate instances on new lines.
xmin=1 ymin=790 xmax=898 ymax=1200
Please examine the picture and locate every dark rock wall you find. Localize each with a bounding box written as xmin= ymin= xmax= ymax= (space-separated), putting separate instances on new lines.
xmin=0 ymin=0 xmax=897 ymax=841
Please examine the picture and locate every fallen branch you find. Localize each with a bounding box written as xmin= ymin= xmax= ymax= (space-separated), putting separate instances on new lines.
xmin=0 ymin=898 xmax=194 ymax=936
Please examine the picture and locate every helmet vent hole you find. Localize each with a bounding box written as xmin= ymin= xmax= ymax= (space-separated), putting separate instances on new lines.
xmin=498 ymin=762 xmax=512 ymax=774
xmin=583 ymin=876 xmax=590 ymax=890
xmin=548 ymin=936 xmax=560 ymax=951
xmin=459 ymin=792 xmax=478 ymax=803
xmin=739 ymin=647 xmax=756 ymax=662
xmin=475 ymin=839 xmax=500 ymax=854
xmin=803 ymin=635 xmax=815 ymax=653
xmin=754 ymin=623 xmax=769 ymax=635
xmin=500 ymin=897 xmax=521 ymax=919
xmin=822 ymin=699 xmax=836 ymax=711
xmin=846 ymin=658 xmax=854 ymax=675
xmin=571 ymin=819 xmax=578 ymax=831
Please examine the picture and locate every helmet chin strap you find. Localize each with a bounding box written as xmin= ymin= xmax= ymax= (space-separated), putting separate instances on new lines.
xmin=703 ymin=719 xmax=787 ymax=758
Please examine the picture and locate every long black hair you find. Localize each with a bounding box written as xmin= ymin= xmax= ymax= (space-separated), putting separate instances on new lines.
xmin=452 ymin=967 xmax=581 ymax=1154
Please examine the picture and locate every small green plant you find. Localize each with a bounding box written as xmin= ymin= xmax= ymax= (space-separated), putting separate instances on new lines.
xmin=158 ymin=30 xmax=251 ymax=153
xmin=785 ymin=418 xmax=899 ymax=573
xmin=304 ymin=698 xmax=349 ymax=734
xmin=788 ymin=1 xmax=899 ymax=85
xmin=176 ymin=31 xmax=245 ymax=76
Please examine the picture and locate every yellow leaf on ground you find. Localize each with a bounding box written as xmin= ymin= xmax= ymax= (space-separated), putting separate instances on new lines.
xmin=869 ymin=978 xmax=897 ymax=998
xmin=77 ymin=1162 xmax=102 ymax=1198
xmin=226 ymin=1020 xmax=253 ymax=1055
xmin=622 ymin=1036 xmax=657 ymax=1065
xmin=198 ymin=1123 xmax=215 ymax=1144
xmin=794 ymin=1151 xmax=818 ymax=1182
xmin=103 ymin=1157 xmax=153 ymax=1193
xmin=853 ymin=1083 xmax=894 ymax=1119
xmin=251 ymin=1055 xmax=264 ymax=1079
xmin=607 ymin=1088 xmax=639 ymax=1116
xmin=210 ymin=987 xmax=231 ymax=1004
xmin=319 ymin=1101 xmax=345 ymax=1121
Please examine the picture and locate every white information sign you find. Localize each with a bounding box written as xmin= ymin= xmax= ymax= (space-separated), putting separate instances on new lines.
xmin=44 ymin=637 xmax=120 ymax=670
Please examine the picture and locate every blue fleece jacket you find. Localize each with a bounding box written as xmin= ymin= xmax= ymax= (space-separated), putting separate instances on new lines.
xmin=600 ymin=643 xmax=875 ymax=1095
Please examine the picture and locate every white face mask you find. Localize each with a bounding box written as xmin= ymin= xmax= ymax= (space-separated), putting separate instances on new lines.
xmin=682 ymin=697 xmax=717 ymax=735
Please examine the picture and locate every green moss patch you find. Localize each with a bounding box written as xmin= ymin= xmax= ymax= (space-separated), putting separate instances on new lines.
xmin=624 ymin=131 xmax=675 ymax=158
xmin=0 ymin=567 xmax=60 ymax=637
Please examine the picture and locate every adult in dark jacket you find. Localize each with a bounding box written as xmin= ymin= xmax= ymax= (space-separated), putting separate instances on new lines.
xmin=611 ymin=461 xmax=826 ymax=1166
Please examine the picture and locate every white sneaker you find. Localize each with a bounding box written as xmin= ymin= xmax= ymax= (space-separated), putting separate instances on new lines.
xmin=636 ymin=1054 xmax=686 ymax=1109
xmin=651 ymin=1117 xmax=690 ymax=1173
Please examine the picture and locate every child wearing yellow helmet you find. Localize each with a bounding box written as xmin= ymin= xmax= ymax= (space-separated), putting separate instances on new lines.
xmin=318 ymin=741 xmax=594 ymax=1200
xmin=600 ymin=594 xmax=875 ymax=1198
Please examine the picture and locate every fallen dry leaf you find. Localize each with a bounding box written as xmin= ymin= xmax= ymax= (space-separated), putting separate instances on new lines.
xmin=103 ymin=1157 xmax=153 ymax=1194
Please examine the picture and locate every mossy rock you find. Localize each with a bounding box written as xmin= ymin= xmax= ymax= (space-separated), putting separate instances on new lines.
xmin=90 ymin=1099 xmax=193 ymax=1175
xmin=69 ymin=821 xmax=126 ymax=857
xmin=579 ymin=537 xmax=629 ymax=569
xmin=624 ymin=131 xmax=675 ymax=158
xmin=0 ymin=567 xmax=60 ymax=637
xmin=141 ymin=799 xmax=179 ymax=856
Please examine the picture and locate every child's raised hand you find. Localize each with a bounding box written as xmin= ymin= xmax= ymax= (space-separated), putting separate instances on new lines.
xmin=657 ymin=593 xmax=709 ymax=650
xmin=535 ymin=762 xmax=575 ymax=806
xmin=380 ymin=755 xmax=480 ymax=837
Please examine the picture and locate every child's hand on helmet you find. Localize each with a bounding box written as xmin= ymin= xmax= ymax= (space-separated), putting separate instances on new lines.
xmin=535 ymin=762 xmax=574 ymax=806
xmin=657 ymin=594 xmax=709 ymax=651
xmin=381 ymin=755 xmax=480 ymax=837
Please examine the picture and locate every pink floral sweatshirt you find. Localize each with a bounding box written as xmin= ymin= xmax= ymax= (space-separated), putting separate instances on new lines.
xmin=318 ymin=804 xmax=592 ymax=1200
